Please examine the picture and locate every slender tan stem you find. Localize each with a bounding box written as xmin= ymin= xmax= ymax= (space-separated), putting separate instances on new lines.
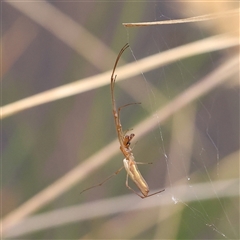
xmin=1 ymin=34 xmax=238 ymax=119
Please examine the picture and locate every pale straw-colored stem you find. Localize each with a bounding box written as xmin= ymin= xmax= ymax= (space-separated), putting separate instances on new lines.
xmin=1 ymin=34 xmax=238 ymax=119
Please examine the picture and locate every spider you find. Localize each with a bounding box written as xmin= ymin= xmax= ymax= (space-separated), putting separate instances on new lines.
xmin=110 ymin=43 xmax=165 ymax=198
xmin=80 ymin=43 xmax=165 ymax=198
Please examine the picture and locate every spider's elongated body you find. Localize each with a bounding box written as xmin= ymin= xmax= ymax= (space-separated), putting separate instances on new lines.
xmin=111 ymin=43 xmax=164 ymax=198
xmin=80 ymin=44 xmax=164 ymax=198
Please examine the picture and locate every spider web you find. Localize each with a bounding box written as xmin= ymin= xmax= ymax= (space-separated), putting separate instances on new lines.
xmin=122 ymin=5 xmax=239 ymax=239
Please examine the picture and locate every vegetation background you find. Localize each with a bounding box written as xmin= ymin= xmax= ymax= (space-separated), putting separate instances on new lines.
xmin=1 ymin=1 xmax=239 ymax=239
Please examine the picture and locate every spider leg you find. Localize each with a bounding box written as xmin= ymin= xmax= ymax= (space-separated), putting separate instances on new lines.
xmin=118 ymin=102 xmax=141 ymax=121
xmin=111 ymin=43 xmax=129 ymax=78
xmin=80 ymin=166 xmax=125 ymax=195
xmin=145 ymin=189 xmax=165 ymax=198
xmin=118 ymin=102 xmax=141 ymax=146
xmin=125 ymin=173 xmax=146 ymax=199
xmin=110 ymin=43 xmax=129 ymax=89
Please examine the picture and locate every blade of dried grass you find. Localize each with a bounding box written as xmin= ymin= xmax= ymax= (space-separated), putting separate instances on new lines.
xmin=5 ymin=178 xmax=239 ymax=238
xmin=123 ymin=8 xmax=239 ymax=27
xmin=133 ymin=55 xmax=239 ymax=138
xmin=2 ymin=17 xmax=38 ymax=75
xmin=1 ymin=54 xmax=238 ymax=236
xmin=1 ymin=34 xmax=238 ymax=118
xmin=5 ymin=0 xmax=117 ymax=70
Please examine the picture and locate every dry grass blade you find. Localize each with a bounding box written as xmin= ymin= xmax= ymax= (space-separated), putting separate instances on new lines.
xmin=1 ymin=139 xmax=119 ymax=235
xmin=123 ymin=8 xmax=239 ymax=27
xmin=128 ymin=55 xmax=239 ymax=142
xmin=5 ymin=0 xmax=117 ymax=70
xmin=5 ymin=178 xmax=239 ymax=238
xmin=1 ymin=34 xmax=238 ymax=119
